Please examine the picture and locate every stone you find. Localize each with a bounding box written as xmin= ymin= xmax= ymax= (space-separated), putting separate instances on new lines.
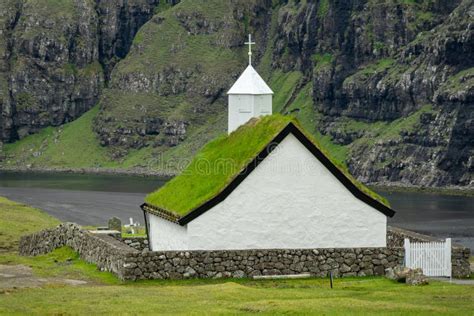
xmin=233 ymin=270 xmax=245 ymax=278
xmin=340 ymin=264 xmax=351 ymax=273
xmin=374 ymin=265 xmax=385 ymax=276
xmin=108 ymin=217 xmax=122 ymax=232
xmin=183 ymin=267 xmax=196 ymax=278
xmin=406 ymin=268 xmax=429 ymax=286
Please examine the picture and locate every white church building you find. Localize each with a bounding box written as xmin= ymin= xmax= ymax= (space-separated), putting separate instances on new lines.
xmin=142 ymin=35 xmax=395 ymax=251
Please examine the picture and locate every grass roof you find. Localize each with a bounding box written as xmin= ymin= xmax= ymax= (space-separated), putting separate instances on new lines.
xmin=145 ymin=114 xmax=389 ymax=217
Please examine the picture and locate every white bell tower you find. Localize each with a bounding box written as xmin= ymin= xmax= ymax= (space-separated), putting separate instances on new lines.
xmin=227 ymin=34 xmax=273 ymax=134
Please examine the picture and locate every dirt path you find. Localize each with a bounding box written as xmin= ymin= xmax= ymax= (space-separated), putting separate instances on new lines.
xmin=0 ymin=264 xmax=87 ymax=290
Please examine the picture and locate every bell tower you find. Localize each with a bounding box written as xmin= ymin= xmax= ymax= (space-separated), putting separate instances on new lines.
xmin=227 ymin=34 xmax=273 ymax=134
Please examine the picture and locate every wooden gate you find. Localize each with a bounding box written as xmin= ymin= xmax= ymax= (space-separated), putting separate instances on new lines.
xmin=404 ymin=238 xmax=452 ymax=277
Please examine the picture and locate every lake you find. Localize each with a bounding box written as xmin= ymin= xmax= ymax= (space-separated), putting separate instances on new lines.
xmin=0 ymin=171 xmax=472 ymax=250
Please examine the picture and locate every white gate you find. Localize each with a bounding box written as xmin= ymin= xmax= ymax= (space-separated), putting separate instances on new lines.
xmin=404 ymin=238 xmax=452 ymax=277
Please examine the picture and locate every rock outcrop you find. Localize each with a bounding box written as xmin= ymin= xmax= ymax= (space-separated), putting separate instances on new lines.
xmin=93 ymin=0 xmax=272 ymax=153
xmin=271 ymin=0 xmax=473 ymax=187
xmin=0 ymin=0 xmax=179 ymax=142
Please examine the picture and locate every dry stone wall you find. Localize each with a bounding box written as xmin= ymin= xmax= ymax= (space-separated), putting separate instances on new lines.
xmin=19 ymin=223 xmax=471 ymax=280
xmin=122 ymin=248 xmax=403 ymax=281
xmin=19 ymin=223 xmax=138 ymax=279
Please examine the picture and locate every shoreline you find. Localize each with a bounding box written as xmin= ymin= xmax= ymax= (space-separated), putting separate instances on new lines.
xmin=0 ymin=166 xmax=176 ymax=179
xmin=371 ymin=184 xmax=474 ymax=197
xmin=1 ymin=166 xmax=472 ymax=196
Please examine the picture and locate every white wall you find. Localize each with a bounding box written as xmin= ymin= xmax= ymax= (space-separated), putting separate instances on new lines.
xmin=228 ymin=94 xmax=272 ymax=133
xmin=253 ymin=94 xmax=272 ymax=116
xmin=187 ymin=133 xmax=387 ymax=250
xmin=148 ymin=213 xmax=188 ymax=251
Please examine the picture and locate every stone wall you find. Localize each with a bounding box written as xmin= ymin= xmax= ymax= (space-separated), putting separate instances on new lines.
xmin=19 ymin=223 xmax=471 ymax=281
xmin=122 ymin=248 xmax=404 ymax=281
xmin=387 ymin=226 xmax=441 ymax=248
xmin=19 ymin=223 xmax=138 ymax=279
xmin=120 ymin=237 xmax=149 ymax=252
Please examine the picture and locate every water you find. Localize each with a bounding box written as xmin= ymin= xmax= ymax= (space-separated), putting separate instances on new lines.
xmin=0 ymin=171 xmax=472 ymax=249
xmin=0 ymin=171 xmax=165 ymax=193
xmin=380 ymin=190 xmax=474 ymax=250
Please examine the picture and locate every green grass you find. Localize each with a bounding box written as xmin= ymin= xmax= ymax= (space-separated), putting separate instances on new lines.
xmin=0 ymin=246 xmax=120 ymax=285
xmin=345 ymin=58 xmax=395 ymax=84
xmin=3 ymin=106 xmax=112 ymax=169
xmin=0 ymin=196 xmax=119 ymax=284
xmin=313 ymin=52 xmax=334 ymax=70
xmin=1 ymin=276 xmax=474 ymax=314
xmin=0 ymin=196 xmax=60 ymax=252
xmin=146 ymin=114 xmax=388 ymax=216
xmin=269 ymin=70 xmax=303 ymax=113
xmin=437 ymin=67 xmax=474 ymax=95
xmin=318 ymin=0 xmax=330 ymax=18
xmin=324 ymin=104 xmax=435 ymax=158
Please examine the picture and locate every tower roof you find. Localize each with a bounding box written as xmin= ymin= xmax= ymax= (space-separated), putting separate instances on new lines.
xmin=227 ymin=65 xmax=274 ymax=95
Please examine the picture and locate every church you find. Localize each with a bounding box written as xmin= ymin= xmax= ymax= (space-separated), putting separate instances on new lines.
xmin=141 ymin=35 xmax=395 ymax=251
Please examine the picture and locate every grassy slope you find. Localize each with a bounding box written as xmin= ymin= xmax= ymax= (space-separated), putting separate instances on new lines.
xmin=0 ymin=196 xmax=118 ymax=284
xmin=0 ymin=196 xmax=60 ymax=252
xmin=2 ymin=107 xmax=111 ymax=168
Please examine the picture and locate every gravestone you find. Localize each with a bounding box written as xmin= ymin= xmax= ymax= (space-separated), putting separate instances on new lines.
xmin=108 ymin=217 xmax=122 ymax=232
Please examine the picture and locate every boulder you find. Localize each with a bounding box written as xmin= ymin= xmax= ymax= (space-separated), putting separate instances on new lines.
xmin=385 ymin=266 xmax=428 ymax=285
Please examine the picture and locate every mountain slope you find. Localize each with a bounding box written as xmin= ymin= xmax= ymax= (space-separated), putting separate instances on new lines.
xmin=1 ymin=0 xmax=472 ymax=187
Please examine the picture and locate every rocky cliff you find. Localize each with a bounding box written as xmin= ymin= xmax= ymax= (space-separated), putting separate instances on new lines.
xmin=0 ymin=0 xmax=178 ymax=142
xmin=271 ymin=0 xmax=472 ymax=186
xmin=0 ymin=0 xmax=472 ymax=187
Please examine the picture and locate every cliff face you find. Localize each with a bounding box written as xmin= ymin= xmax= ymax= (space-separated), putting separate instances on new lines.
xmin=0 ymin=0 xmax=472 ymax=187
xmin=93 ymin=0 xmax=272 ymax=158
xmin=271 ymin=0 xmax=472 ymax=187
xmin=0 ymin=0 xmax=178 ymax=142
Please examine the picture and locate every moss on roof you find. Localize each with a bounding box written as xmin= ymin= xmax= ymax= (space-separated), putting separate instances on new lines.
xmin=145 ymin=115 xmax=389 ymax=217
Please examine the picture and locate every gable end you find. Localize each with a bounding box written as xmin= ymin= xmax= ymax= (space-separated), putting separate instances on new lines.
xmin=172 ymin=122 xmax=395 ymax=225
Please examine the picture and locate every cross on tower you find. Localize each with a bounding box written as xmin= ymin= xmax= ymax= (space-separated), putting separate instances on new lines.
xmin=244 ymin=34 xmax=255 ymax=65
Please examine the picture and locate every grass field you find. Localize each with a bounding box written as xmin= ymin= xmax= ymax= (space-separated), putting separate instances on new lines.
xmin=1 ymin=196 xmax=473 ymax=314
xmin=2 ymin=277 xmax=474 ymax=315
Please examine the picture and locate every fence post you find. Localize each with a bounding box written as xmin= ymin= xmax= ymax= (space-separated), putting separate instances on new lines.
xmin=445 ymin=238 xmax=452 ymax=280
xmin=404 ymin=238 xmax=410 ymax=268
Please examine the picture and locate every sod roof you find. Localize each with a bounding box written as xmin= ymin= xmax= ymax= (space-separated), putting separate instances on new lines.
xmin=144 ymin=114 xmax=394 ymax=222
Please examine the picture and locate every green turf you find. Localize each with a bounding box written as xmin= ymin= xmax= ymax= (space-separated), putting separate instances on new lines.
xmin=1 ymin=277 xmax=473 ymax=314
xmin=0 ymin=196 xmax=60 ymax=253
xmin=0 ymin=196 xmax=119 ymax=284
xmin=145 ymin=115 xmax=389 ymax=216
xmin=2 ymin=106 xmax=112 ymax=169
